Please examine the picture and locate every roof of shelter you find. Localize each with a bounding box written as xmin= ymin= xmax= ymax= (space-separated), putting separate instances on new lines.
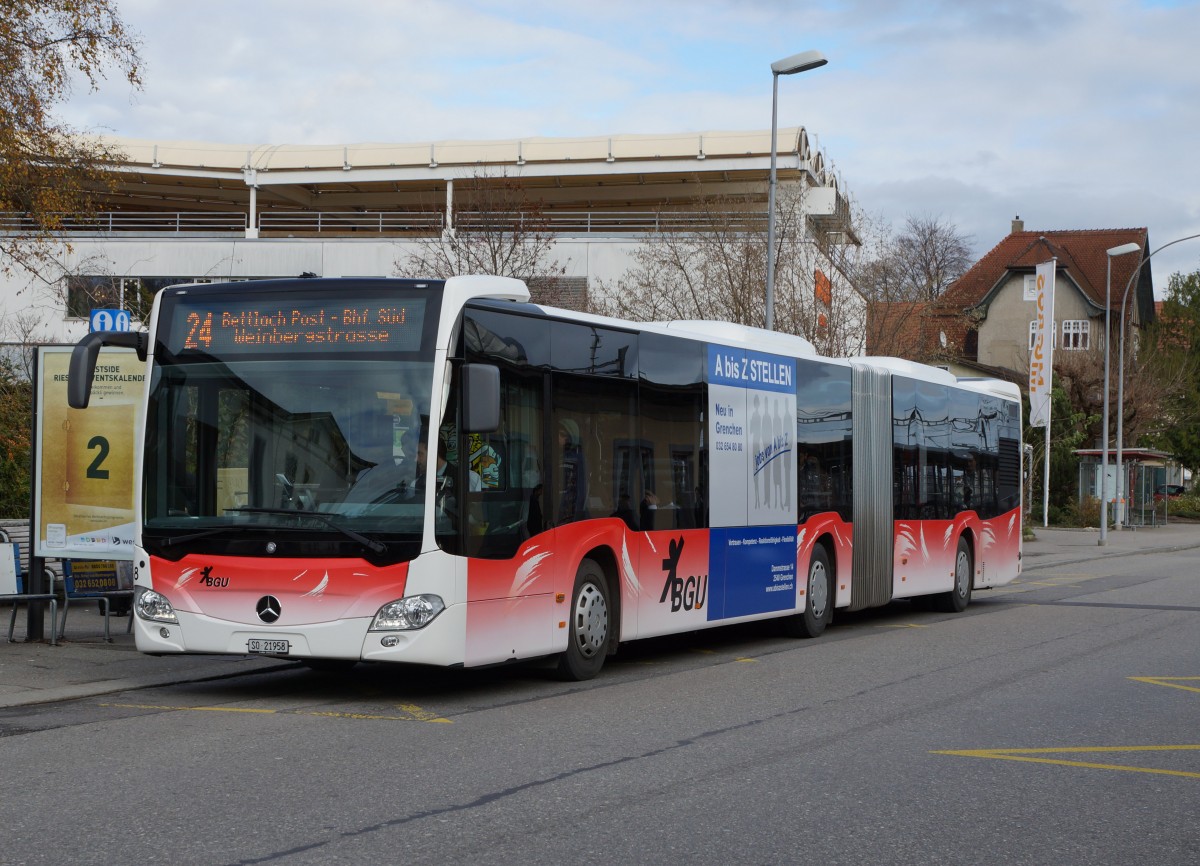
xmin=108 ymin=128 xmax=818 ymax=173
xmin=92 ymin=127 xmax=849 ymax=216
xmin=68 ymin=124 xmax=864 ymax=241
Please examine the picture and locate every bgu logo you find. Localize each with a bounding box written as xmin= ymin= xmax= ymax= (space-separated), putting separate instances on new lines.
xmin=658 ymin=537 xmax=707 ymax=612
xmin=198 ymin=565 xmax=229 ymax=588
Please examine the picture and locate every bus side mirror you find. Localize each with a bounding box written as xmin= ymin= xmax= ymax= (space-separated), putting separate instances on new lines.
xmin=462 ymin=363 xmax=500 ymax=433
xmin=68 ymin=330 xmax=148 ymax=409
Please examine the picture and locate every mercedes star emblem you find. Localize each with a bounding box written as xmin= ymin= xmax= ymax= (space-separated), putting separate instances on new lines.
xmin=256 ymin=595 xmax=282 ymax=623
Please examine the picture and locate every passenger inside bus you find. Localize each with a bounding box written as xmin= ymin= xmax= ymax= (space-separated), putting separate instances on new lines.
xmin=342 ymin=452 xmax=413 ymax=507
xmin=610 ymin=490 xmax=659 ymax=531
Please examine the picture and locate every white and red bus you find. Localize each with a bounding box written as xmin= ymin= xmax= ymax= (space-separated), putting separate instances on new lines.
xmin=69 ymin=276 xmax=1022 ymax=679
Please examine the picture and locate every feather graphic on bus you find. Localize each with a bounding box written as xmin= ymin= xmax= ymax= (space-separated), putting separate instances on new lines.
xmin=291 ymin=570 xmax=309 ymax=581
xmin=895 ymin=524 xmax=918 ymax=560
xmin=302 ymin=572 xmax=330 ymax=597
xmin=943 ymin=524 xmax=955 ymax=550
xmin=175 ymin=567 xmax=202 ymax=589
xmin=620 ymin=537 xmax=641 ymax=596
xmin=508 ymin=549 xmax=551 ymax=597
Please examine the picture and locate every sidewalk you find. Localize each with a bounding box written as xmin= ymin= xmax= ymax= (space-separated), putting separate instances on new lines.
xmin=4 ymin=521 xmax=1200 ymax=710
xmin=1021 ymin=520 xmax=1200 ymax=570
xmin=1 ymin=604 xmax=285 ymax=709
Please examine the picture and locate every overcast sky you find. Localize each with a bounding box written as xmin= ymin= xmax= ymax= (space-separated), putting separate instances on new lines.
xmin=61 ymin=0 xmax=1200 ymax=296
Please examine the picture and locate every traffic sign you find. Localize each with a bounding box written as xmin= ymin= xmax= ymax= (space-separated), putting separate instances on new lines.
xmin=90 ymin=309 xmax=132 ymax=333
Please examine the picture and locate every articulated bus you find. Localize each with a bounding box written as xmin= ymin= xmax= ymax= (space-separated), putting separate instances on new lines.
xmin=69 ymin=276 xmax=1022 ymax=680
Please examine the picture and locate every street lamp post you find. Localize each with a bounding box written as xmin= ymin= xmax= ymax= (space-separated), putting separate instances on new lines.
xmin=1100 ymin=242 xmax=1142 ymax=545
xmin=1114 ymin=231 xmax=1200 ymax=529
xmin=766 ymin=49 xmax=827 ymax=331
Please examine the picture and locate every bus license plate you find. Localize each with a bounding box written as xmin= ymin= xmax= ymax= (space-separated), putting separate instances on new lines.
xmin=247 ymin=639 xmax=290 ymax=654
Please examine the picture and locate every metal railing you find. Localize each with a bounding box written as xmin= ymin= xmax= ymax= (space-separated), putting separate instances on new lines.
xmin=257 ymin=211 xmax=445 ymax=233
xmin=2 ymin=209 xmax=772 ymax=236
xmin=456 ymin=210 xmax=769 ymax=234
xmin=0 ymin=211 xmax=247 ymax=232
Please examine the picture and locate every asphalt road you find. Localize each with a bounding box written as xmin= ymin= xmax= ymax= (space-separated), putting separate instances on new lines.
xmin=2 ymin=543 xmax=1198 ymax=865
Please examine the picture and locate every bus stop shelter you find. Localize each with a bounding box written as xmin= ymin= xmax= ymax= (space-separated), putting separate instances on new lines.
xmin=1074 ymin=447 xmax=1183 ymax=526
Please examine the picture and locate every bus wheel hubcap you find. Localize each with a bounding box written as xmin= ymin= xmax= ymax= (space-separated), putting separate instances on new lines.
xmin=573 ymin=583 xmax=608 ymax=658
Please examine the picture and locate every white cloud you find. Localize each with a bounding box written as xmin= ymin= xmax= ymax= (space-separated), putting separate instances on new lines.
xmin=57 ymin=0 xmax=1200 ymax=292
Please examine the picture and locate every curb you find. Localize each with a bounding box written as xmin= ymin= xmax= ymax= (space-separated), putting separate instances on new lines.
xmin=0 ymin=658 xmax=293 ymax=710
xmin=1020 ymin=541 xmax=1200 ymax=573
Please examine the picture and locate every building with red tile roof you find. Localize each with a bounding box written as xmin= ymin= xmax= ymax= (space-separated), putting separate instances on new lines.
xmin=872 ymin=218 xmax=1153 ymax=380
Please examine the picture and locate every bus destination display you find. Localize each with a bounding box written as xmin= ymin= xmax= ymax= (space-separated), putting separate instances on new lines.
xmin=168 ymin=296 xmax=427 ymax=354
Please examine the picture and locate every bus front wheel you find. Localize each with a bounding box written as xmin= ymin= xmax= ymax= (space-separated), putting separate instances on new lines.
xmin=782 ymin=545 xmax=832 ymax=639
xmin=555 ymin=558 xmax=611 ymax=681
xmin=933 ymin=537 xmax=973 ymax=613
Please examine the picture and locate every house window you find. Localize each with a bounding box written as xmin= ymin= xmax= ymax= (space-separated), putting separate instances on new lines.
xmin=1061 ymin=320 xmax=1090 ymax=350
xmin=1029 ymin=320 xmax=1057 ymax=350
xmin=1023 ymin=274 xmax=1039 ymax=301
xmin=963 ymin=328 xmax=978 ymax=359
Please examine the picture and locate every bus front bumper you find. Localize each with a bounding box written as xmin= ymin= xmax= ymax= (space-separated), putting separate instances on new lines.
xmin=133 ymin=601 xmax=468 ymax=666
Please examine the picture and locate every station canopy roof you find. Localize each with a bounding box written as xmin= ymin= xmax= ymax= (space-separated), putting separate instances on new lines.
xmin=95 ymin=128 xmax=846 ymax=217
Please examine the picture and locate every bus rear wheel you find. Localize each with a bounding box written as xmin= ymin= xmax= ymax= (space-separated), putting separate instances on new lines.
xmin=782 ymin=545 xmax=832 ymax=639
xmin=933 ymin=537 xmax=973 ymax=613
xmin=555 ymin=558 xmax=611 ymax=681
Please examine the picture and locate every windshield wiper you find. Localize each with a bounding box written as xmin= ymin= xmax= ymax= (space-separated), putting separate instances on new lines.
xmin=225 ymin=507 xmax=388 ymax=553
xmin=162 ymin=524 xmax=256 ymax=546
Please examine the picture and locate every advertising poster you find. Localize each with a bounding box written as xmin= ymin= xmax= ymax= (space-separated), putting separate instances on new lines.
xmin=706 ymin=345 xmax=798 ymax=620
xmin=34 ymin=346 xmax=145 ymax=559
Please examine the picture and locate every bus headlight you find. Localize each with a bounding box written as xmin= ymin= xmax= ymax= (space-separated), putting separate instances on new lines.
xmin=135 ymin=588 xmax=178 ymax=623
xmin=369 ymin=595 xmax=445 ymax=631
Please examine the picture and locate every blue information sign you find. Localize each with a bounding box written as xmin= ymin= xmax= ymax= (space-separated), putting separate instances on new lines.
xmin=90 ymin=309 xmax=132 ymax=333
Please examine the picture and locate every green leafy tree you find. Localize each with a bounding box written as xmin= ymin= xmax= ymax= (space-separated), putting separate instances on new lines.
xmin=0 ymin=353 xmax=32 ymax=516
xmin=1026 ymin=384 xmax=1096 ymax=516
xmin=1145 ymin=269 xmax=1200 ymax=473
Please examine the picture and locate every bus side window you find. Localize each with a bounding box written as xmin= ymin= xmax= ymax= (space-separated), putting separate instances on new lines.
xmin=550 ymin=321 xmax=638 ymax=525
xmin=639 ymin=332 xmax=707 ymax=530
xmin=461 ymin=306 xmax=549 ymax=559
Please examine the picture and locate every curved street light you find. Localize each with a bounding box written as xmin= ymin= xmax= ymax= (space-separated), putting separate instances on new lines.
xmin=1114 ymin=231 xmax=1200 ymax=529
xmin=1099 ymin=242 xmax=1142 ymax=545
xmin=766 ymin=49 xmax=827 ymax=331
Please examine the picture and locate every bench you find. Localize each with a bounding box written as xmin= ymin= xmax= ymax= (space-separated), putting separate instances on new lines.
xmin=57 ymin=559 xmax=135 ymax=643
xmin=0 ymin=530 xmax=58 ymax=646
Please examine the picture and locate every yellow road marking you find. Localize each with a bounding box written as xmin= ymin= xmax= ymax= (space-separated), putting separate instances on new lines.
xmin=933 ymin=745 xmax=1200 ymax=779
xmin=875 ymin=623 xmax=929 ymax=629
xmin=306 ymin=710 xmax=451 ymax=723
xmin=1128 ymin=676 xmax=1200 ymax=695
xmin=735 ymin=657 xmax=757 ymax=663
xmin=1129 ymin=676 xmax=1200 ymax=694
xmin=395 ymin=703 xmax=453 ymax=723
xmin=102 ymin=702 xmax=452 ymax=723
xmin=103 ymin=703 xmax=273 ymax=714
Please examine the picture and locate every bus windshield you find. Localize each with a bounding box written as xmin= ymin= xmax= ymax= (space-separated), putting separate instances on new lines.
xmin=141 ymin=281 xmax=442 ymax=563
xmin=144 ymin=357 xmax=435 ymax=562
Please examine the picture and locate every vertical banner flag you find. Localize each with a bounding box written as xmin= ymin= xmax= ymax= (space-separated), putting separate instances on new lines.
xmin=1028 ymin=260 xmax=1056 ymax=427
